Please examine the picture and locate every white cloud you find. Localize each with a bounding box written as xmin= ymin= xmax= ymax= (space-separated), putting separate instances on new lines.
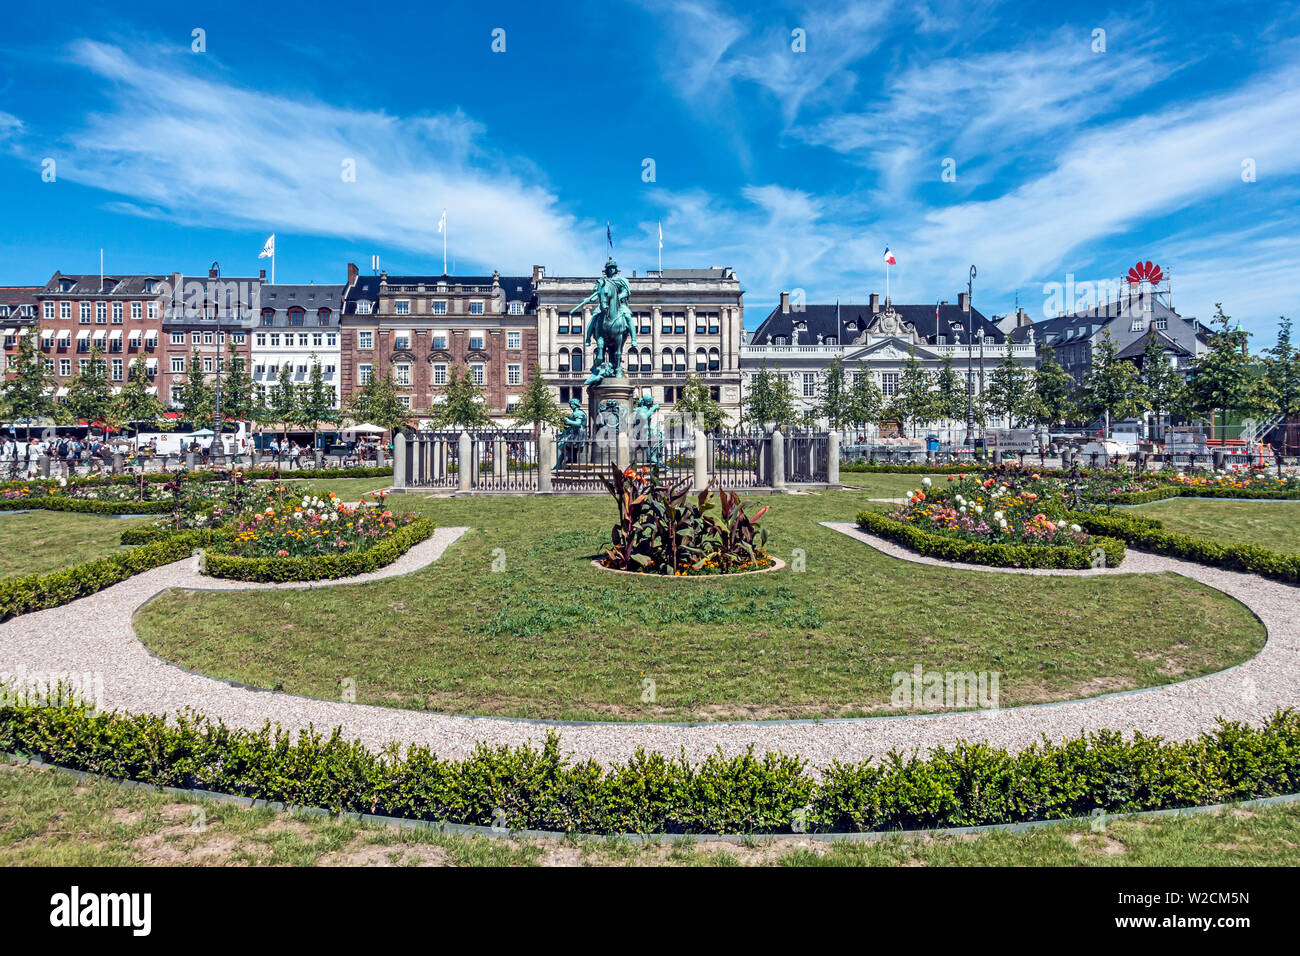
xmin=25 ymin=40 xmax=589 ymax=275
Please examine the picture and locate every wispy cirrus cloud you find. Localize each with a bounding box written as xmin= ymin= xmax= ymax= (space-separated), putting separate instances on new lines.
xmin=14 ymin=39 xmax=590 ymax=274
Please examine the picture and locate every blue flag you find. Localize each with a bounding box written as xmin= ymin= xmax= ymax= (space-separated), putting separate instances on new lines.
xmin=606 ymin=222 xmax=613 ymax=249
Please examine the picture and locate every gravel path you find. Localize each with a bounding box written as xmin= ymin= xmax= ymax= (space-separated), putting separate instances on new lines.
xmin=2 ymin=520 xmax=1295 ymax=770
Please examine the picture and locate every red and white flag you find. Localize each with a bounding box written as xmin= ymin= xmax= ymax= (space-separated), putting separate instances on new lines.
xmin=883 ymin=246 xmax=896 ymax=265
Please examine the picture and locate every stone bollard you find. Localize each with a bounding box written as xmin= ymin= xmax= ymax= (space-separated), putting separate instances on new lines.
xmin=770 ymin=429 xmax=786 ymax=490
xmin=1212 ymin=448 xmax=1225 ymax=471
xmin=827 ymin=432 xmax=840 ymax=485
xmin=616 ymin=430 xmax=630 ymax=471
xmin=185 ymin=452 xmax=196 ymax=470
xmin=693 ymin=428 xmax=708 ymax=491
xmin=111 ymin=452 xmax=124 ymax=475
xmin=392 ymin=433 xmax=407 ymax=490
xmin=38 ymin=455 xmax=50 ymax=478
xmin=457 ymin=431 xmax=472 ymax=492
xmin=494 ymin=438 xmax=507 ymax=478
xmin=376 ymin=446 xmax=386 ymax=468
xmin=538 ymin=429 xmax=555 ymax=493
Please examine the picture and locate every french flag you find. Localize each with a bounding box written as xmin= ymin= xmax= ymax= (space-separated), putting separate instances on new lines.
xmin=883 ymin=247 xmax=896 ymax=265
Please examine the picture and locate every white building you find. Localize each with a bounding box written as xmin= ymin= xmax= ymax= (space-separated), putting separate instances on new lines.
xmin=252 ymin=284 xmax=345 ymax=407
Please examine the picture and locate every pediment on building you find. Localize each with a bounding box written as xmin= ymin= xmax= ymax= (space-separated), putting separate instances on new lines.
xmin=845 ymin=336 xmax=939 ymax=363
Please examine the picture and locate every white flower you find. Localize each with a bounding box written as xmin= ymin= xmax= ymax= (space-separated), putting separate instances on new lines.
xmin=993 ymin=510 xmax=1004 ymax=521
xmin=974 ymin=505 xmax=984 ymax=515
xmin=1070 ymin=524 xmax=1081 ymax=533
xmin=955 ymin=495 xmax=965 ymax=506
xmin=922 ymin=477 xmax=932 ymax=487
xmin=959 ymin=506 xmax=967 ymax=514
xmin=998 ymin=518 xmax=1007 ymax=528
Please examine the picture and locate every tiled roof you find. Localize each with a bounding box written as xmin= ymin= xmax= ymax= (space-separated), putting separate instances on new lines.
xmin=343 ymin=273 xmax=537 ymax=314
xmin=258 ymin=284 xmax=344 ymax=327
xmin=750 ymin=301 xmax=1005 ymax=346
xmin=39 ymin=273 xmax=168 ymax=296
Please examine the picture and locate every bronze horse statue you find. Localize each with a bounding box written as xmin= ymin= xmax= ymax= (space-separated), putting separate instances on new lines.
xmin=570 ymin=256 xmax=636 ymax=380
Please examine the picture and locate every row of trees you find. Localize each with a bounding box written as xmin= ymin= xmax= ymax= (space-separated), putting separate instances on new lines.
xmin=740 ymin=307 xmax=1300 ymax=438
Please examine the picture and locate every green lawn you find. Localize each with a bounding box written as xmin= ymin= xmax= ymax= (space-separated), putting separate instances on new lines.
xmin=257 ymin=477 xmax=394 ymax=502
xmin=3 ymin=761 xmax=1296 ymax=866
xmin=838 ymin=471 xmax=952 ymax=498
xmin=1133 ymin=498 xmax=1300 ymax=553
xmin=0 ymin=511 xmax=154 ymax=580
xmin=132 ymin=484 xmax=1264 ymax=722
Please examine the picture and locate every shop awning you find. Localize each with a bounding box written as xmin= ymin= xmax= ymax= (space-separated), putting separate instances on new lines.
xmin=56 ymin=387 xmax=69 ymax=397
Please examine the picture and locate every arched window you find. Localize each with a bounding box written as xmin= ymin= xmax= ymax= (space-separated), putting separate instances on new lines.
xmin=708 ymin=347 xmax=720 ymax=372
xmin=558 ymin=347 xmax=570 ymax=372
xmin=627 ymin=348 xmax=639 ymax=372
xmin=695 ymin=347 xmax=708 ymax=372
xmin=661 ymin=347 xmax=673 ymax=372
xmin=571 ymin=347 xmax=584 ymax=372
xmin=674 ymin=348 xmax=686 ymax=372
xmin=317 ymin=308 xmax=331 ymax=326
xmin=641 ymin=347 xmax=652 ymax=370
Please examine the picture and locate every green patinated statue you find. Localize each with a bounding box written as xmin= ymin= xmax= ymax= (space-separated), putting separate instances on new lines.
xmin=571 ymin=257 xmax=636 ymax=381
xmin=632 ymin=392 xmax=665 ymax=467
xmin=556 ymin=397 xmax=588 ymax=467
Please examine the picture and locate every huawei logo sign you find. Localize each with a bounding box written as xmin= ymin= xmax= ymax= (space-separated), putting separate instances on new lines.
xmin=1127 ymin=260 xmax=1164 ymax=285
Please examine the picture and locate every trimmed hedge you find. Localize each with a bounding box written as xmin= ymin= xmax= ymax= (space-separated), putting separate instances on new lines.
xmin=1093 ymin=484 xmax=1300 ymax=506
xmin=202 ymin=517 xmax=436 ymax=582
xmin=1070 ymin=509 xmax=1300 ymax=584
xmin=0 ymin=531 xmax=209 ymax=621
xmin=0 ymin=466 xmax=393 ymax=494
xmin=842 ymin=462 xmax=994 ymax=475
xmin=0 ymin=496 xmax=170 ymax=515
xmin=1 ymin=700 xmax=1297 ymax=834
xmin=856 ymin=508 xmax=1126 ymax=570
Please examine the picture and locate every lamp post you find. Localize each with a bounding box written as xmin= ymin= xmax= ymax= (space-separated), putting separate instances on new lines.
xmin=965 ymin=265 xmax=976 ymax=446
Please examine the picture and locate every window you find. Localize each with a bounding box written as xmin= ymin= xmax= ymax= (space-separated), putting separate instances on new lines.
xmin=1155 ymin=316 xmax=1168 ymax=330
xmin=312 ymin=333 xmax=323 ymax=347
xmin=802 ymin=373 xmax=816 ymax=397
xmin=673 ymin=313 xmax=685 ymax=335
xmin=695 ymin=313 xmax=705 ymax=334
xmin=558 ymin=349 xmax=570 ymax=373
xmin=111 ymin=359 xmax=123 ymax=381
xmin=661 ymin=312 xmax=671 ymax=333
xmin=674 ymin=348 xmax=686 ymax=372
xmin=432 ymin=363 xmax=447 ymax=385
xmin=171 ymin=357 xmax=185 ymax=373
xmin=707 ymin=313 xmax=719 ymax=334
xmin=627 ymin=350 xmax=639 ymax=373
xmin=469 ymin=301 xmax=484 ymax=315
xmin=147 ymin=301 xmax=158 ymax=320
xmin=358 ymin=331 xmax=373 ymax=349
xmin=317 ymin=309 xmax=330 ymax=325
xmin=432 ymin=301 xmax=447 ymax=315
xmin=881 ymin=372 xmax=899 ymax=397
xmin=507 ymin=363 xmax=521 ymax=386
xmin=395 ymin=300 xmax=410 ymax=315
xmin=394 ymin=334 xmax=410 ymax=351
xmin=324 ymin=364 xmax=335 ymax=374
xmin=432 ymin=334 xmax=447 ymax=350
xmin=571 ymin=349 xmax=584 ymax=372
xmin=696 ymin=348 xmax=708 ymax=372
xmin=326 ymin=334 xmax=337 ymax=347
xmin=398 ymin=395 xmax=411 ymax=408
xmin=95 ymin=302 xmax=106 ymax=322
xmin=132 ymin=301 xmax=143 ymax=320
xmin=80 ymin=302 xmax=91 ymax=323
xmin=507 ymin=301 xmax=523 ymax=315
xmin=44 ymin=302 xmax=54 ymax=319
xmin=232 ymin=332 xmax=245 ymax=344
xmin=170 ymin=332 xmax=184 ymax=345
xmin=203 ymin=331 xmax=214 ymax=345
xmin=59 ymin=359 xmax=71 ymax=376
xmin=356 ymin=300 xmax=372 ymax=314
xmin=661 ymin=348 xmax=672 ymax=372
xmin=470 ymin=363 xmax=485 ymax=384
xmin=111 ymin=302 xmax=122 ymax=322
xmin=269 ymin=333 xmax=281 ymax=347
xmin=298 ymin=333 xmax=308 ymax=347
xmin=469 ymin=334 xmax=485 ymax=350
xmin=61 ymin=301 xmax=72 ymax=320
xmin=708 ymin=347 xmax=720 ymax=372
xmin=203 ymin=357 xmax=214 ymax=373
xmin=288 ymin=310 xmax=305 ymax=326
xmin=191 ymin=332 xmax=201 ymax=344
xmin=638 ymin=313 xmax=652 ymax=334
xmin=261 ymin=310 xmax=275 ymax=326
xmin=395 ymin=364 xmax=411 ymax=386
xmin=358 ymin=363 xmax=373 ymax=385
xmin=507 ymin=330 xmax=521 ymax=349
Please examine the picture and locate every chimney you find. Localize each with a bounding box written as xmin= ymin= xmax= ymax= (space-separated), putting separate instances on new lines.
xmin=869 ymin=293 xmax=880 ymax=312
xmin=959 ymin=292 xmax=970 ymax=312
xmin=208 ymin=265 xmax=219 ymax=279
xmin=347 ymin=262 xmax=358 ymax=283
xmin=532 ymin=264 xmax=545 ymax=283
xmin=780 ymin=291 xmax=790 ymax=314
xmin=259 ymin=268 xmax=266 ymax=281
xmin=1017 ymin=307 xmax=1030 ymax=327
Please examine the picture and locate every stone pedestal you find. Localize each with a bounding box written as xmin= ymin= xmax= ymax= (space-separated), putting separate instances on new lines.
xmin=588 ymin=376 xmax=636 ymax=435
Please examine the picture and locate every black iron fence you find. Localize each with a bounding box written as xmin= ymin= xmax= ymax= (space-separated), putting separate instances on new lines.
xmin=707 ymin=428 xmax=764 ymax=488
xmin=784 ymin=427 xmax=829 ymax=483
xmin=465 ymin=428 xmax=540 ymax=492
xmin=553 ymin=437 xmax=615 ymax=491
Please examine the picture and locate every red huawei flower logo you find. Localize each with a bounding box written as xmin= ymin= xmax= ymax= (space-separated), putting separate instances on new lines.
xmin=1127 ymin=260 xmax=1164 ymax=285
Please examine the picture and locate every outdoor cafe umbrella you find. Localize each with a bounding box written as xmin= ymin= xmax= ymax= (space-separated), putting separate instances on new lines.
xmin=343 ymin=423 xmax=385 ymax=436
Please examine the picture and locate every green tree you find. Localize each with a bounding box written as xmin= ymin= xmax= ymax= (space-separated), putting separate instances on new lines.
xmin=180 ymin=348 xmax=215 ymax=428
xmin=930 ymin=354 xmax=965 ymax=424
xmin=1188 ymin=304 xmax=1276 ymax=441
xmin=846 ymin=364 xmax=884 ymax=427
xmin=65 ymin=346 xmax=115 ymax=427
xmin=890 ymin=349 xmax=933 ymax=437
xmin=1140 ymin=335 xmax=1189 ymax=440
xmin=510 ymin=363 xmax=565 ymax=435
xmin=298 ymin=356 xmax=339 ymax=448
xmin=815 ymin=357 xmax=854 ymax=429
xmin=346 ymin=368 xmax=412 ymax=435
xmin=430 ymin=363 xmax=493 ymax=428
xmin=1081 ymin=330 xmax=1142 ymax=435
xmin=116 ymin=354 xmax=163 ymax=427
xmin=1029 ymin=345 xmax=1076 ymax=428
xmin=267 ymin=363 xmax=299 ymax=432
xmin=1266 ymin=314 xmax=1300 ymax=420
xmin=674 ymin=371 xmax=727 ymax=431
xmin=219 ymin=346 xmax=255 ymax=422
xmin=0 ymin=332 xmax=53 ymax=437
xmin=742 ymin=362 xmax=795 ymax=426
xmin=985 ymin=342 xmax=1032 ymax=427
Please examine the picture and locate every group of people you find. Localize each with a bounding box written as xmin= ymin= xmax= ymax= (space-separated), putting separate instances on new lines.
xmin=0 ymin=431 xmax=118 ymax=478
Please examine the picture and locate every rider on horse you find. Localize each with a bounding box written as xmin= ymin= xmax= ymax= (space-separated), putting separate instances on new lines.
xmin=570 ymin=257 xmax=635 ymax=380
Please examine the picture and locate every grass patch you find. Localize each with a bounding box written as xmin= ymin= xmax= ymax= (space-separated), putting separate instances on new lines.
xmin=257 ymin=477 xmax=394 ymax=501
xmin=131 ymin=486 xmax=1265 ymax=722
xmin=2 ymin=761 xmax=1296 ymax=866
xmin=0 ymin=511 xmax=153 ymax=581
xmin=1132 ymin=498 xmax=1300 ymax=554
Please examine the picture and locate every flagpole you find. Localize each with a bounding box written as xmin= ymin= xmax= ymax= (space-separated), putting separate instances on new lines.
xmin=443 ymin=219 xmax=447 ymax=275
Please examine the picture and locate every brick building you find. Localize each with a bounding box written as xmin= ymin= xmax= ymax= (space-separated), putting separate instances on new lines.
xmin=33 ymin=273 xmax=168 ymax=402
xmin=339 ymin=265 xmax=538 ymax=420
xmin=1 ymin=287 xmax=39 ymax=380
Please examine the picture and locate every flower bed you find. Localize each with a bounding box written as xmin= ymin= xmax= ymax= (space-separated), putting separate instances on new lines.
xmin=866 ymin=468 xmax=1124 ymax=568
xmin=599 ymin=466 xmax=775 ymax=575
xmin=3 ymin=699 xmax=1298 ymax=834
xmin=202 ymin=516 xmax=436 ymax=582
xmin=216 ymin=489 xmax=417 ymax=558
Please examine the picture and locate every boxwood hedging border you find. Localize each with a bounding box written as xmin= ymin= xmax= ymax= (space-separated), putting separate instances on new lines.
xmin=855 ymin=508 xmax=1126 ymax=570
xmin=201 ymin=517 xmax=437 ymax=582
xmin=0 ymin=496 xmax=171 ymax=515
xmin=1069 ymin=509 xmax=1300 ymax=584
xmin=1091 ymin=484 xmax=1300 ymax=506
xmin=0 ymin=700 xmax=1296 ymax=834
xmin=0 ymin=465 xmax=393 ymax=494
xmin=0 ymin=531 xmax=209 ymax=621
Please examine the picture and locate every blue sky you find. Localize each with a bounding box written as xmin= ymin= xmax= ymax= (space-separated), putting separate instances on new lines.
xmin=0 ymin=0 xmax=1297 ymax=340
